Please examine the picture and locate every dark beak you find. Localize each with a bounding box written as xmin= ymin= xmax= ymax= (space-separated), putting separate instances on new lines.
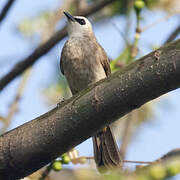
xmin=64 ymin=11 xmax=76 ymax=22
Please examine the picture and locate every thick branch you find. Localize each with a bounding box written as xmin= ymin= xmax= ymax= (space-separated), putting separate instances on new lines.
xmin=0 ymin=0 xmax=15 ymax=26
xmin=0 ymin=40 xmax=180 ymax=179
xmin=0 ymin=0 xmax=116 ymax=91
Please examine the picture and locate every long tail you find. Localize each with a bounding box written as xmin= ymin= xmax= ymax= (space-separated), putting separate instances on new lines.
xmin=93 ymin=125 xmax=122 ymax=171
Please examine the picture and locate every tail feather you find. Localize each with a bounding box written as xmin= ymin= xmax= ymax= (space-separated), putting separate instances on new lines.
xmin=93 ymin=134 xmax=101 ymax=165
xmin=103 ymin=126 xmax=121 ymax=165
xmin=101 ymin=135 xmax=117 ymax=168
xmin=93 ymin=125 xmax=122 ymax=170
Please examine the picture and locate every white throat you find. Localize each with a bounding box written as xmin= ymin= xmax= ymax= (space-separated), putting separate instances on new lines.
xmin=67 ymin=18 xmax=93 ymax=38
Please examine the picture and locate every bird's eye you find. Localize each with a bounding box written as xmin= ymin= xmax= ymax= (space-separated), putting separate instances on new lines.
xmin=75 ymin=18 xmax=86 ymax=25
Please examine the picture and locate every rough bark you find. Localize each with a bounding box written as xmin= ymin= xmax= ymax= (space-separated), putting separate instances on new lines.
xmin=0 ymin=39 xmax=180 ymax=179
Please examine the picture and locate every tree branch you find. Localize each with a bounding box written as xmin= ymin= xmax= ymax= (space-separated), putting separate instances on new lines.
xmin=0 ymin=39 xmax=179 ymax=179
xmin=164 ymin=23 xmax=180 ymax=44
xmin=0 ymin=0 xmax=116 ymax=91
xmin=0 ymin=0 xmax=15 ymax=26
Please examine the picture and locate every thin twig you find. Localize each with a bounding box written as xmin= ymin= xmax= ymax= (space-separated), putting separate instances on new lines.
xmin=0 ymin=0 xmax=15 ymax=26
xmin=119 ymin=113 xmax=135 ymax=160
xmin=141 ymin=13 xmax=177 ymax=33
xmin=76 ymin=156 xmax=152 ymax=164
xmin=111 ymin=22 xmax=130 ymax=47
xmin=164 ymin=23 xmax=180 ymax=44
xmin=123 ymin=160 xmax=152 ymax=164
xmin=0 ymin=69 xmax=31 ymax=133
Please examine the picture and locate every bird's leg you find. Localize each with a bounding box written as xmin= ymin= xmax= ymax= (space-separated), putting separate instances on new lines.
xmin=56 ymin=95 xmax=79 ymax=109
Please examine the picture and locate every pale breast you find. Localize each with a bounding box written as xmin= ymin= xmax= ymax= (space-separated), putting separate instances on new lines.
xmin=61 ymin=36 xmax=107 ymax=94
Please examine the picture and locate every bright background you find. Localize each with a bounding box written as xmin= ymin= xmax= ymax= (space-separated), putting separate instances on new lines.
xmin=0 ymin=0 xmax=180 ymax=178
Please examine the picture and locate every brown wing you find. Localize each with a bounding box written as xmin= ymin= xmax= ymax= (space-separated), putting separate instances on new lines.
xmin=99 ymin=46 xmax=111 ymax=77
xmin=60 ymin=56 xmax=64 ymax=74
xmin=60 ymin=58 xmax=64 ymax=74
xmin=60 ymin=43 xmax=67 ymax=75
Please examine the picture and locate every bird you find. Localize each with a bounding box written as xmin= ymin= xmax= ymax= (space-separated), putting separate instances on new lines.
xmin=60 ymin=11 xmax=122 ymax=170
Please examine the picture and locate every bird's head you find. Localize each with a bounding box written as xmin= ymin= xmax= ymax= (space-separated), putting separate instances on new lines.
xmin=64 ymin=11 xmax=93 ymax=38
